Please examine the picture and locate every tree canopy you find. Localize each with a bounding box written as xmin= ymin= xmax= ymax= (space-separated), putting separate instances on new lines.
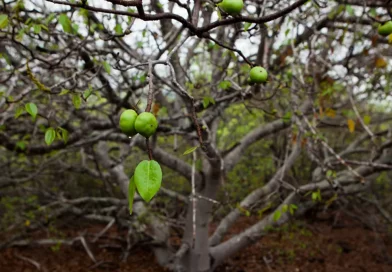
xmin=1 ymin=0 xmax=392 ymax=271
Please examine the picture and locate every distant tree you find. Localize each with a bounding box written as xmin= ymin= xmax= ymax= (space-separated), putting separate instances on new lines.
xmin=1 ymin=1 xmax=392 ymax=271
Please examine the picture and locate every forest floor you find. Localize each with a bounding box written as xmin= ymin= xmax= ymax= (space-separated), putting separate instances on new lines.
xmin=1 ymin=210 xmax=392 ymax=272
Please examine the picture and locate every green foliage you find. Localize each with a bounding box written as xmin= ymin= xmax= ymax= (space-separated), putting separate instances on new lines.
xmin=25 ymin=102 xmax=38 ymax=120
xmin=45 ymin=127 xmax=56 ymax=145
xmin=134 ymin=160 xmax=162 ymax=202
xmin=183 ymin=146 xmax=198 ymax=155
xmin=0 ymin=14 xmax=9 ymax=29
xmin=311 ymin=189 xmax=322 ymax=202
xmin=72 ymin=93 xmax=82 ymax=109
xmin=203 ymin=96 xmax=215 ymax=108
xmin=58 ymin=14 xmax=73 ymax=34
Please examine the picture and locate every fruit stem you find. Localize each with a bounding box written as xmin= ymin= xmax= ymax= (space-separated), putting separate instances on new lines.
xmin=146 ymin=138 xmax=153 ymax=160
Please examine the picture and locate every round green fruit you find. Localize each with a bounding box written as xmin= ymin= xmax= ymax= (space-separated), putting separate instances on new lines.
xmin=249 ymin=66 xmax=268 ymax=84
xmin=119 ymin=109 xmax=138 ymax=136
xmin=378 ymin=21 xmax=392 ymax=36
xmin=219 ymin=0 xmax=244 ymax=16
xmin=135 ymin=112 xmax=158 ymax=138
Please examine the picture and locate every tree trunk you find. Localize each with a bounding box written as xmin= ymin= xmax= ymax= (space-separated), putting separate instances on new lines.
xmin=179 ymin=169 xmax=221 ymax=272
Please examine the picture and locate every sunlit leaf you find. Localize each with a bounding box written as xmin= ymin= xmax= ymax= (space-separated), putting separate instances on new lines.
xmin=33 ymin=24 xmax=41 ymax=34
xmin=58 ymin=127 xmax=69 ymax=144
xmin=59 ymin=14 xmax=73 ymax=34
xmin=203 ymin=97 xmax=210 ymax=108
xmin=59 ymin=89 xmax=69 ymax=95
xmin=375 ymin=57 xmax=387 ymax=68
xmin=103 ymin=61 xmax=111 ymax=75
xmin=16 ymin=141 xmax=26 ymax=151
xmin=273 ymin=210 xmax=281 ymax=222
xmin=363 ymin=115 xmax=371 ymax=125
xmin=134 ymin=160 xmax=162 ymax=202
xmin=25 ymin=102 xmax=38 ymax=120
xmin=83 ymin=87 xmax=92 ymax=100
xmin=282 ymin=204 xmax=288 ymax=213
xmin=219 ymin=80 xmax=231 ymax=90
xmin=183 ymin=146 xmax=198 ymax=155
xmin=347 ymin=119 xmax=355 ymax=133
xmin=72 ymin=94 xmax=81 ymax=109
xmin=325 ymin=108 xmax=336 ymax=118
xmin=14 ymin=106 xmax=24 ymax=119
xmin=45 ymin=127 xmax=56 ymax=146
xmin=244 ymin=22 xmax=252 ymax=31
xmin=0 ymin=14 xmax=9 ymax=29
xmin=114 ymin=23 xmax=123 ymax=35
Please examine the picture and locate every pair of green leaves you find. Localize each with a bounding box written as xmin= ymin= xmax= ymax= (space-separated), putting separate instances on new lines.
xmin=45 ymin=127 xmax=69 ymax=146
xmin=15 ymin=102 xmax=38 ymax=120
xmin=128 ymin=160 xmax=162 ymax=214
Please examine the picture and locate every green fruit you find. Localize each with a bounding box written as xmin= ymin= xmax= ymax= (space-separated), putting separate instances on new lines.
xmin=249 ymin=66 xmax=268 ymax=84
xmin=219 ymin=0 xmax=244 ymax=16
xmin=119 ymin=109 xmax=138 ymax=136
xmin=378 ymin=21 xmax=392 ymax=36
xmin=135 ymin=112 xmax=158 ymax=138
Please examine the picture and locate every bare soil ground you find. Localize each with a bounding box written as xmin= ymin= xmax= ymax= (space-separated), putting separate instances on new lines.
xmin=1 ymin=211 xmax=392 ymax=272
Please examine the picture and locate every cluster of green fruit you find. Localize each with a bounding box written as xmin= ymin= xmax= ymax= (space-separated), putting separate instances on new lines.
xmin=119 ymin=109 xmax=158 ymax=138
xmin=119 ymin=109 xmax=162 ymax=213
xmin=378 ymin=21 xmax=392 ymax=36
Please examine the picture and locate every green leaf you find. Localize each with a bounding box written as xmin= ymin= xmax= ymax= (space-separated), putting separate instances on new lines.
xmin=244 ymin=22 xmax=252 ymax=31
xmin=16 ymin=141 xmax=26 ymax=151
xmin=134 ymin=160 xmax=162 ymax=202
xmin=203 ymin=97 xmax=210 ymax=108
xmin=369 ymin=8 xmax=376 ymax=17
xmin=0 ymin=14 xmax=9 ymax=29
xmin=59 ymin=89 xmax=70 ymax=95
xmin=33 ymin=24 xmax=41 ymax=34
xmin=273 ymin=210 xmax=281 ymax=222
xmin=281 ymin=204 xmax=288 ymax=213
xmin=289 ymin=204 xmax=298 ymax=215
xmin=58 ymin=14 xmax=73 ymax=34
xmin=216 ymin=7 xmax=222 ymax=20
xmin=282 ymin=111 xmax=292 ymax=123
xmin=363 ymin=115 xmax=371 ymax=125
xmin=16 ymin=29 xmax=25 ymax=41
xmin=72 ymin=23 xmax=79 ymax=33
xmin=72 ymin=94 xmax=81 ymax=109
xmin=83 ymin=88 xmax=92 ymax=100
xmin=183 ymin=146 xmax=198 ymax=155
xmin=103 ymin=61 xmax=111 ymax=75
xmin=45 ymin=13 xmax=56 ymax=25
xmin=128 ymin=176 xmax=136 ymax=214
xmin=58 ymin=127 xmax=69 ymax=143
xmin=25 ymin=102 xmax=38 ymax=120
xmin=14 ymin=106 xmax=24 ymax=119
xmin=346 ymin=5 xmax=354 ymax=16
xmin=311 ymin=189 xmax=322 ymax=202
xmin=45 ymin=127 xmax=56 ymax=146
xmin=114 ymin=23 xmax=123 ymax=34
xmin=202 ymin=96 xmax=215 ymax=109
xmin=219 ymin=80 xmax=231 ymax=90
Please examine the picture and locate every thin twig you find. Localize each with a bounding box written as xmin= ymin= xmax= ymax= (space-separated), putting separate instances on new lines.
xmin=145 ymin=60 xmax=154 ymax=112
xmin=146 ymin=138 xmax=153 ymax=160
xmin=92 ymin=219 xmax=115 ymax=243
xmin=191 ymin=150 xmax=197 ymax=247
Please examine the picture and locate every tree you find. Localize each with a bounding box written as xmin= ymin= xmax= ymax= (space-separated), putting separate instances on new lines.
xmin=1 ymin=0 xmax=392 ymax=271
